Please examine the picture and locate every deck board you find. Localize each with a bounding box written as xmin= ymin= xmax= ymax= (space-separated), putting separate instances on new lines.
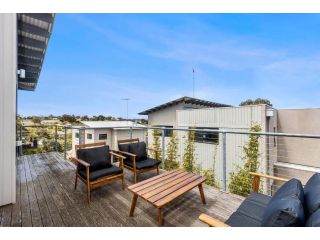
xmin=0 ymin=152 xmax=243 ymax=227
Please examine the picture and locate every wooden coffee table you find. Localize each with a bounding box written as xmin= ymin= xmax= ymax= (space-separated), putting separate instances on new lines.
xmin=128 ymin=169 xmax=206 ymax=226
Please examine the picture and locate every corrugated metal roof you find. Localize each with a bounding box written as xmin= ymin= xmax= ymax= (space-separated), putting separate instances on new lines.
xmin=17 ymin=13 xmax=55 ymax=91
xmin=139 ymin=96 xmax=231 ymax=115
xmin=80 ymin=121 xmax=145 ymax=129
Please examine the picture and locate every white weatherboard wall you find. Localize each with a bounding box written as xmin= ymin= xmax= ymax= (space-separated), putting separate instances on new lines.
xmin=0 ymin=14 xmax=17 ymax=206
xmin=148 ymin=105 xmax=275 ymax=192
xmin=176 ymin=105 xmax=270 ymax=188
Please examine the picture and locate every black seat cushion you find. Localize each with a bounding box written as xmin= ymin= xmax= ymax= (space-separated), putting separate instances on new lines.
xmin=124 ymin=158 xmax=161 ymax=169
xmin=261 ymin=195 xmax=305 ymax=227
xmin=306 ymin=208 xmax=320 ymax=227
xmin=79 ymin=166 xmax=122 ymax=181
xmin=236 ymin=192 xmax=271 ymax=222
xmin=272 ymin=178 xmax=304 ymax=205
xmin=225 ymin=192 xmax=270 ymax=227
xmin=129 ymin=142 xmax=148 ymax=161
xmin=304 ymin=173 xmax=320 ymax=216
xmin=77 ymin=146 xmax=111 ymax=172
xmin=226 ymin=212 xmax=261 ymax=227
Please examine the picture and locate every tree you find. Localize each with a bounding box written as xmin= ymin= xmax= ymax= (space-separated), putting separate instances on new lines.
xmin=182 ymin=130 xmax=196 ymax=172
xmin=32 ymin=117 xmax=41 ymax=124
xmin=228 ymin=123 xmax=262 ymax=197
xmin=164 ymin=131 xmax=180 ymax=170
xmin=60 ymin=114 xmax=77 ymax=123
xmin=239 ymin=98 xmax=272 ymax=107
xmin=151 ymin=129 xmax=162 ymax=159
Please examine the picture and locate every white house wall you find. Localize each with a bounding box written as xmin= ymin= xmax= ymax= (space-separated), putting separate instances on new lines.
xmin=147 ymin=105 xmax=275 ymax=192
xmin=0 ymin=14 xmax=17 ymax=206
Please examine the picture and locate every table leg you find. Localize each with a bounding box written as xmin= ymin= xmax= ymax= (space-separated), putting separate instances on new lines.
xmin=158 ymin=208 xmax=164 ymax=226
xmin=129 ymin=194 xmax=138 ymax=217
xmin=198 ymin=183 xmax=206 ymax=204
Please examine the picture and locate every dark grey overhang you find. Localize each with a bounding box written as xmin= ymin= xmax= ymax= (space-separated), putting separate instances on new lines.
xmin=17 ymin=13 xmax=55 ymax=91
xmin=139 ymin=96 xmax=231 ymax=115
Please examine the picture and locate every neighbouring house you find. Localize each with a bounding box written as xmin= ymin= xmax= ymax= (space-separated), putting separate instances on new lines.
xmin=0 ymin=14 xmax=55 ymax=206
xmin=71 ymin=120 xmax=146 ymax=157
xmin=274 ymin=108 xmax=320 ymax=183
xmin=139 ymin=97 xmax=277 ymax=190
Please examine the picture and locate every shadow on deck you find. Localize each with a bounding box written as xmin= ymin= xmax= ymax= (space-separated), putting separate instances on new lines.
xmin=0 ymin=152 xmax=244 ymax=227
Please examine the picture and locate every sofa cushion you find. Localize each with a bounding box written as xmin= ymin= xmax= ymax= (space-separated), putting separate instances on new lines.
xmin=124 ymin=158 xmax=161 ymax=170
xmin=77 ymin=146 xmax=111 ymax=172
xmin=79 ymin=166 xmax=122 ymax=181
xmin=225 ymin=212 xmax=261 ymax=227
xmin=129 ymin=142 xmax=147 ymax=161
xmin=118 ymin=143 xmax=130 ymax=153
xmin=305 ymin=208 xmax=320 ymax=227
xmin=272 ymin=178 xmax=304 ymax=205
xmin=304 ymin=173 xmax=320 ymax=216
xmin=236 ymin=192 xmax=271 ymax=222
xmin=261 ymin=195 xmax=305 ymax=227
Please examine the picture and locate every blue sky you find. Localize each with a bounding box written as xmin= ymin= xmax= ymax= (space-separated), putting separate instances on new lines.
xmin=19 ymin=14 xmax=320 ymax=118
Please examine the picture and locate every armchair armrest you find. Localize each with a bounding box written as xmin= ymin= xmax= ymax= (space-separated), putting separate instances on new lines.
xmin=199 ymin=214 xmax=230 ymax=227
xmin=249 ymin=172 xmax=289 ymax=192
xmin=117 ymin=150 xmax=137 ymax=169
xmin=146 ymin=147 xmax=161 ymax=160
xmin=147 ymin=147 xmax=160 ymax=152
xmin=117 ymin=150 xmax=136 ymax=157
xmin=110 ymin=151 xmax=126 ymax=159
xmin=71 ymin=157 xmax=90 ymax=167
xmin=110 ymin=151 xmax=125 ymax=168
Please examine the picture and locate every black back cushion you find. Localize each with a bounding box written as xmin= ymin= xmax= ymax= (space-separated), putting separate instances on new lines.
xmin=129 ymin=142 xmax=147 ymax=161
xmin=261 ymin=178 xmax=305 ymax=227
xmin=118 ymin=143 xmax=130 ymax=153
xmin=261 ymin=195 xmax=305 ymax=226
xmin=273 ymin=178 xmax=304 ymax=205
xmin=306 ymin=208 xmax=320 ymax=227
xmin=304 ymin=173 xmax=320 ymax=216
xmin=77 ymin=146 xmax=111 ymax=171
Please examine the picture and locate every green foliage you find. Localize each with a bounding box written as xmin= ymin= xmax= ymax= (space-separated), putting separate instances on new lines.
xmin=202 ymin=169 xmax=219 ymax=188
xmin=151 ymin=129 xmax=162 ymax=159
xmin=239 ymin=98 xmax=272 ymax=107
xmin=182 ymin=130 xmax=196 ymax=172
xmin=164 ymin=131 xmax=180 ymax=170
xmin=228 ymin=123 xmax=262 ymax=197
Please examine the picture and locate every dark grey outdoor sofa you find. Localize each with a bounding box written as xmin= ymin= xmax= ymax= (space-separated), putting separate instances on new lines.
xmin=199 ymin=172 xmax=320 ymax=227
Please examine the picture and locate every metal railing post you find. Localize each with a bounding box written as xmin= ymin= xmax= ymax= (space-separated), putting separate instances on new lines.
xmin=221 ymin=130 xmax=227 ymax=192
xmin=64 ymin=127 xmax=67 ymax=159
xmin=55 ymin=125 xmax=58 ymax=151
xmin=130 ymin=126 xmax=133 ymax=139
xmin=161 ymin=127 xmax=165 ymax=169
xmin=19 ymin=125 xmax=23 ymax=156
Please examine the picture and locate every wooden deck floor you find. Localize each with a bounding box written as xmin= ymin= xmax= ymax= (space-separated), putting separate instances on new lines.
xmin=0 ymin=152 xmax=244 ymax=227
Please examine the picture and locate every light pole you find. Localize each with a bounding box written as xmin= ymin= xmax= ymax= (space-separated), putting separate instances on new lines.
xmin=121 ymin=98 xmax=130 ymax=121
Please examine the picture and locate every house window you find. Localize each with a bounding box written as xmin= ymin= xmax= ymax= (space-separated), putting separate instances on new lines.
xmin=75 ymin=132 xmax=79 ymax=138
xmin=87 ymin=133 xmax=92 ymax=140
xmin=99 ymin=134 xmax=108 ymax=140
xmin=154 ymin=126 xmax=173 ymax=137
xmin=194 ymin=127 xmax=219 ymax=144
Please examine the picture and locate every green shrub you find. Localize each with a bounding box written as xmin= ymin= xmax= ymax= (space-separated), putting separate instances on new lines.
xmin=164 ymin=131 xmax=180 ymax=170
xmin=151 ymin=129 xmax=162 ymax=159
xmin=182 ymin=130 xmax=196 ymax=172
xmin=228 ymin=123 xmax=262 ymax=197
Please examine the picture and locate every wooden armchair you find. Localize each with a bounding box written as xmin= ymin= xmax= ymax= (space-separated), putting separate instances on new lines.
xmin=117 ymin=138 xmax=161 ymax=183
xmin=199 ymin=172 xmax=289 ymax=227
xmin=72 ymin=142 xmax=126 ymax=203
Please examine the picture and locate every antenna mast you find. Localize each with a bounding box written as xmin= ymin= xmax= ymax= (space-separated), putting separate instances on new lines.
xmin=193 ymin=68 xmax=195 ymax=98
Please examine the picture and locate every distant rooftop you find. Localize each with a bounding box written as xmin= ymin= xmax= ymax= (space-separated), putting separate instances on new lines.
xmin=80 ymin=120 xmax=145 ymax=129
xmin=139 ymin=96 xmax=231 ymax=115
